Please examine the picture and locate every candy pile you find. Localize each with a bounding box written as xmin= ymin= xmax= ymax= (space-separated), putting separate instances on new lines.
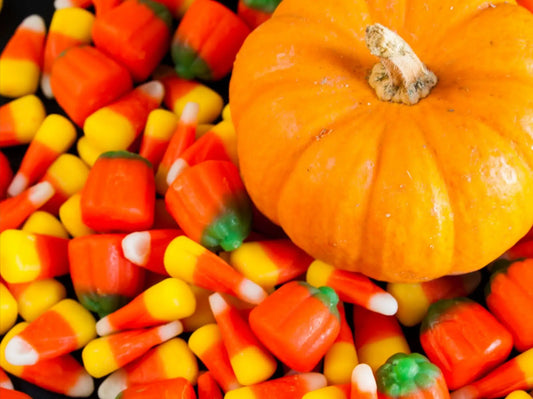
xmin=1 ymin=1 xmax=533 ymax=398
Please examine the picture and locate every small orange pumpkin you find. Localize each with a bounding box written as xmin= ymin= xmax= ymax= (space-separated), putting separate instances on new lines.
xmin=229 ymin=0 xmax=533 ymax=282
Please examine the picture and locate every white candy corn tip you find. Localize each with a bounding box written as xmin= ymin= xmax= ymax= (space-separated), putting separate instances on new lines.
xmin=138 ymin=81 xmax=165 ymax=103
xmin=97 ymin=369 xmax=127 ymax=399
xmin=54 ymin=0 xmax=75 ymax=9
xmin=157 ymin=320 xmax=183 ymax=341
xmin=301 ymin=372 xmax=328 ymax=391
xmin=41 ymin=74 xmax=54 ymax=99
xmin=208 ymin=292 xmax=229 ymax=316
xmin=367 ymin=292 xmax=398 ymax=316
xmin=7 ymin=173 xmax=29 ymax=198
xmin=450 ymin=386 xmax=477 ymax=399
xmin=67 ymin=371 xmax=95 ymax=397
xmin=95 ymin=317 xmax=113 ymax=337
xmin=166 ymin=158 xmax=188 ymax=186
xmin=180 ymin=102 xmax=199 ymax=125
xmin=352 ymin=364 xmax=377 ymax=393
xmin=0 ymin=379 xmax=14 ymax=390
xmin=122 ymin=231 xmax=151 ymax=266
xmin=21 ymin=15 xmax=46 ymax=32
xmin=238 ymin=279 xmax=268 ymax=305
xmin=27 ymin=181 xmax=55 ymax=206
xmin=4 ymin=336 xmax=39 ymax=366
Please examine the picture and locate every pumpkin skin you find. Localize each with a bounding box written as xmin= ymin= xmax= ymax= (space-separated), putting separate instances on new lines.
xmin=229 ymin=0 xmax=533 ymax=283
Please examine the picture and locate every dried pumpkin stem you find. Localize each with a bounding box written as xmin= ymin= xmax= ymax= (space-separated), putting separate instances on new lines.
xmin=365 ymin=23 xmax=437 ymax=105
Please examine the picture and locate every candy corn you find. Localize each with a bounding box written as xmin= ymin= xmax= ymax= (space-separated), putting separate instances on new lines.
xmin=0 ymin=229 xmax=69 ymax=284
xmin=76 ymin=135 xmax=105 ymax=167
xmin=0 ymin=15 xmax=46 ymax=98
xmin=98 ymin=338 xmax=198 ymax=399
xmin=351 ymin=363 xmax=378 ymax=399
xmin=21 ymin=210 xmax=69 ymax=238
xmin=164 ymin=235 xmax=268 ymax=305
xmin=307 ymin=259 xmax=398 ymax=316
xmin=224 ymin=373 xmax=327 ymax=399
xmin=301 ymin=384 xmax=350 ymax=399
xmin=82 ymin=320 xmax=183 ymax=378
xmin=188 ymin=323 xmax=242 ymax=392
xmin=0 ymin=182 xmax=55 ymax=232
xmin=0 ymin=388 xmax=32 ymax=399
xmin=7 ymin=114 xmax=77 ymax=197
xmin=58 ymin=193 xmax=95 ymax=237
xmin=41 ymin=6 xmax=95 ymax=98
xmin=139 ymin=109 xmax=179 ymax=170
xmin=54 ymin=0 xmax=93 ymax=9
xmin=352 ymin=305 xmax=411 ymax=373
xmin=153 ymin=198 xmax=181 ymax=229
xmin=181 ymin=285 xmax=217 ymax=332
xmin=0 ymin=283 xmax=18 ymax=335
xmin=114 ymin=377 xmax=196 ymax=399
xmin=197 ymin=371 xmax=223 ymax=399
xmin=0 ymin=151 xmax=13 ymax=200
xmin=0 ymin=95 xmax=45 ymax=148
xmin=96 ymin=278 xmax=196 ymax=336
xmin=0 ymin=367 xmax=13 ymax=389
xmin=505 ymin=391 xmax=533 ymax=399
xmin=83 ymin=81 xmax=164 ymax=152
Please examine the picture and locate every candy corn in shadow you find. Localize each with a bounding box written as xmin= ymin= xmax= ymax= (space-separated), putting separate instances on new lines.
xmin=323 ymin=302 xmax=358 ymax=385
xmin=122 ymin=229 xmax=184 ymax=275
xmin=0 ymin=15 xmax=45 ymax=98
xmin=92 ymin=0 xmax=173 ymax=82
xmin=139 ymin=109 xmax=179 ymax=170
xmin=68 ymin=233 xmax=146 ymax=317
xmin=209 ymin=292 xmax=277 ymax=385
xmin=153 ymin=65 xmax=223 ymax=124
xmin=50 ymin=45 xmax=132 ymax=127
xmin=82 ymin=320 xmax=183 ymax=378
xmin=237 ymin=0 xmax=281 ymax=30
xmin=0 ymin=229 xmax=69 ymax=284
xmin=171 ymin=0 xmax=250 ymax=81
xmin=165 ymin=160 xmax=253 ymax=251
xmin=181 ymin=285 xmax=216 ymax=332
xmin=0 ymin=151 xmax=12 ymax=200
xmin=1 ymin=323 xmax=94 ymax=398
xmin=96 ymin=278 xmax=196 ymax=336
xmin=249 ymin=281 xmax=341 ymax=372
xmin=351 ymin=363 xmax=378 ymax=399
xmin=224 ymin=372 xmax=327 ymax=399
xmin=41 ymin=6 xmax=95 ymax=98
xmin=164 ymin=235 xmax=268 ymax=305
xmin=387 ymin=271 xmax=481 ymax=326
xmin=188 ymin=323 xmax=242 ymax=392
xmin=0 ymin=367 xmax=13 ymax=389
xmin=0 ymin=388 xmax=33 ymax=399
xmin=301 ymin=384 xmax=350 ymax=399
xmin=3 ymin=298 xmax=96 ymax=366
xmin=98 ymin=337 xmax=198 ymax=399
xmin=0 ymin=182 xmax=55 ymax=232
xmin=306 ymin=260 xmax=398 ymax=316
xmin=155 ymin=102 xmax=198 ymax=195
xmin=352 ymin=305 xmax=410 ymax=373
xmin=114 ymin=377 xmax=196 ymax=399
xmin=58 ymin=193 xmax=95 ymax=238
xmin=83 ymin=81 xmax=165 ymax=153
xmin=6 ymin=278 xmax=66 ymax=322
xmin=7 ymin=114 xmax=77 ymax=197
xmin=0 ymin=95 xmax=45 ymax=148
xmin=0 ymin=283 xmax=18 ymax=335
xmin=21 ymin=210 xmax=69 ymax=238
xmin=197 ymin=371 xmax=223 ymax=399
xmin=153 ymin=198 xmax=180 ymax=230
xmin=80 ymin=151 xmax=155 ymax=233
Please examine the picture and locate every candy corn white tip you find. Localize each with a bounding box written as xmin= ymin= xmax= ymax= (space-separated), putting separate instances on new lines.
xmin=28 ymin=181 xmax=55 ymax=206
xmin=0 ymin=380 xmax=14 ymax=390
xmin=41 ymin=74 xmax=54 ymax=99
xmin=450 ymin=386 xmax=477 ymax=399
xmin=166 ymin=159 xmax=188 ymax=186
xmin=4 ymin=336 xmax=39 ymax=366
xmin=208 ymin=292 xmax=229 ymax=316
xmin=139 ymin=81 xmax=165 ymax=102
xmin=7 ymin=173 xmax=29 ymax=198
xmin=122 ymin=231 xmax=151 ymax=266
xmin=157 ymin=320 xmax=183 ymax=341
xmin=352 ymin=364 xmax=377 ymax=392
xmin=21 ymin=15 xmax=46 ymax=32
xmin=367 ymin=292 xmax=398 ymax=316
xmin=54 ymin=0 xmax=75 ymax=9
xmin=95 ymin=317 xmax=113 ymax=337
xmin=97 ymin=369 xmax=127 ymax=399
xmin=67 ymin=372 xmax=95 ymax=397
xmin=301 ymin=372 xmax=328 ymax=391
xmin=226 ymin=381 xmax=243 ymax=391
xmin=180 ymin=102 xmax=200 ymax=124
xmin=238 ymin=279 xmax=268 ymax=305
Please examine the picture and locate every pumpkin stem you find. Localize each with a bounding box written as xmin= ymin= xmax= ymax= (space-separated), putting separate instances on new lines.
xmin=365 ymin=24 xmax=437 ymax=105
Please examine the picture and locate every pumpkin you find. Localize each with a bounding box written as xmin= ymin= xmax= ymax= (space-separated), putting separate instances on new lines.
xmin=229 ymin=0 xmax=533 ymax=283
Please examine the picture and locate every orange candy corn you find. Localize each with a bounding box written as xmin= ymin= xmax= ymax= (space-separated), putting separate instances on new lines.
xmin=0 ymin=367 xmax=13 ymax=389
xmin=50 ymin=45 xmax=133 ymax=126
xmin=0 ymin=15 xmax=46 ymax=98
xmin=352 ymin=305 xmax=411 ymax=373
xmin=8 ymin=114 xmax=77 ymax=197
xmin=92 ymin=0 xmax=173 ymax=82
xmin=0 ymin=388 xmax=32 ymax=399
xmin=82 ymin=320 xmax=183 ymax=378
xmin=351 ymin=363 xmax=378 ymax=399
xmin=0 ymin=95 xmax=45 ymax=148
xmin=224 ymin=373 xmax=328 ymax=399
xmin=0 ymin=229 xmax=69 ymax=284
xmin=21 ymin=210 xmax=69 ymax=238
xmin=114 ymin=377 xmax=196 ymax=399
xmin=301 ymin=384 xmax=350 ymax=399
xmin=80 ymin=151 xmax=155 ymax=232
xmin=3 ymin=299 xmax=96 ymax=366
xmin=0 ymin=182 xmax=55 ymax=232
xmin=41 ymin=6 xmax=95 ymax=98
xmin=307 ymin=260 xmax=398 ymax=316
xmin=1 ymin=323 xmax=95 ymax=398
xmin=95 ymin=278 xmax=196 ymax=336
xmin=209 ymin=292 xmax=277 ymax=385
xmin=164 ymin=235 xmax=268 ymax=305
xmin=197 ymin=371 xmax=223 ymax=399
xmin=54 ymin=0 xmax=93 ymax=9
xmin=0 ymin=150 xmax=12 ymax=200
xmin=188 ymin=323 xmax=242 ymax=392
xmin=98 ymin=337 xmax=198 ymax=399
xmin=139 ymin=109 xmax=179 ymax=171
